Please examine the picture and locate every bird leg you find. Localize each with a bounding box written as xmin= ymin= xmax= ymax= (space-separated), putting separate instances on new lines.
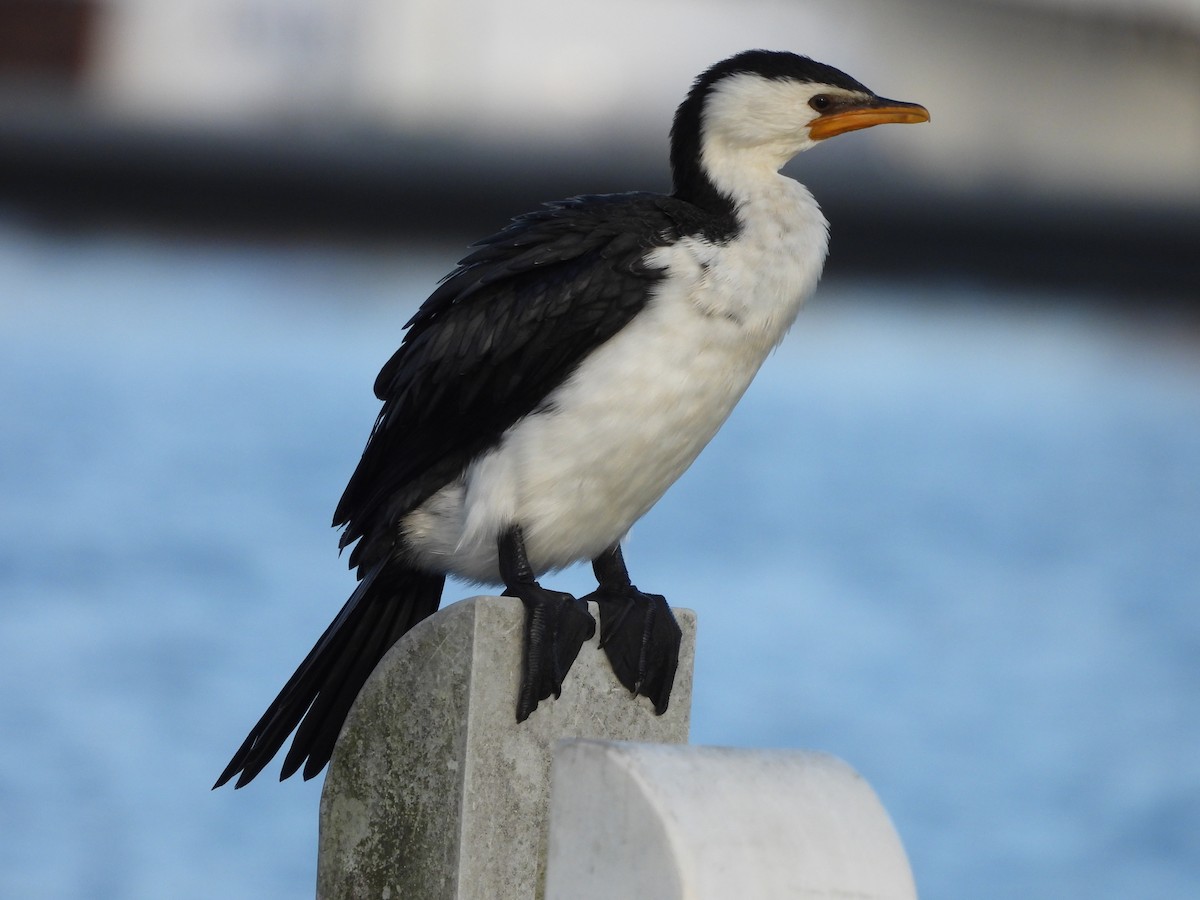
xmin=499 ymin=526 xmax=596 ymax=721
xmin=582 ymin=544 xmax=681 ymax=715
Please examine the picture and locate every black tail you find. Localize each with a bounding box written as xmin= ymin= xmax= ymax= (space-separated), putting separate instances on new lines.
xmin=213 ymin=562 xmax=445 ymax=789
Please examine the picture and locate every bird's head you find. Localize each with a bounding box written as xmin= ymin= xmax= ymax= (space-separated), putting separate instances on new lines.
xmin=670 ymin=50 xmax=929 ymax=210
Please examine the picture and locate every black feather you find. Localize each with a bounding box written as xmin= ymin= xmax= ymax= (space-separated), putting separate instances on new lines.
xmin=213 ymin=563 xmax=444 ymax=788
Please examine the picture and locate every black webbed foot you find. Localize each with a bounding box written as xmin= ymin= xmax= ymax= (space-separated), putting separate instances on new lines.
xmin=582 ymin=545 xmax=681 ymax=715
xmin=507 ymin=583 xmax=595 ymax=721
xmin=499 ymin=526 xmax=596 ymax=721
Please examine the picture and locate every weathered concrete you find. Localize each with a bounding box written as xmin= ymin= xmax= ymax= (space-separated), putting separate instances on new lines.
xmin=316 ymin=595 xmax=695 ymax=900
xmin=544 ymin=741 xmax=917 ymax=900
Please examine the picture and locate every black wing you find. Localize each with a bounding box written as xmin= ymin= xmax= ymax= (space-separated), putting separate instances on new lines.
xmin=334 ymin=192 xmax=716 ymax=574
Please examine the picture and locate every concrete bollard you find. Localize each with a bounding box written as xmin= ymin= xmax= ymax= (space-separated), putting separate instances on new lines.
xmin=316 ymin=595 xmax=696 ymax=900
xmin=544 ymin=741 xmax=917 ymax=900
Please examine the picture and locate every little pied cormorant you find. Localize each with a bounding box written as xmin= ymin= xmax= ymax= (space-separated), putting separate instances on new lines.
xmin=215 ymin=49 xmax=929 ymax=789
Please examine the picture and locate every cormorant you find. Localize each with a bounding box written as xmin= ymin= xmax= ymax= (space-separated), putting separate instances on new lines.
xmin=215 ymin=49 xmax=928 ymax=788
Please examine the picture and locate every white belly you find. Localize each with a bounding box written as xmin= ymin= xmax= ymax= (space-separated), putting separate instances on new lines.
xmin=401 ymin=177 xmax=828 ymax=583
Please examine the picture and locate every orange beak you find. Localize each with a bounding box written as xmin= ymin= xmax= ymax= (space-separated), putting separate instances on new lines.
xmin=808 ymin=97 xmax=930 ymax=140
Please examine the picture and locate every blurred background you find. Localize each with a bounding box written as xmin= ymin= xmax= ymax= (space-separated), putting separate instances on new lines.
xmin=1 ymin=1 xmax=1198 ymax=897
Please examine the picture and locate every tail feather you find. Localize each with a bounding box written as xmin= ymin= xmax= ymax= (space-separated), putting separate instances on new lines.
xmin=293 ymin=577 xmax=442 ymax=782
xmin=216 ymin=570 xmax=385 ymax=789
xmin=280 ymin=587 xmax=403 ymax=781
xmin=213 ymin=562 xmax=445 ymax=789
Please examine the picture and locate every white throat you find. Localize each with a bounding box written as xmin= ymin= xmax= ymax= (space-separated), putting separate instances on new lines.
xmin=697 ymin=73 xmax=822 ymax=207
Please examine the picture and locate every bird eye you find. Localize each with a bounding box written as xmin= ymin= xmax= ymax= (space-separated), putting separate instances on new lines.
xmin=809 ymin=94 xmax=833 ymax=112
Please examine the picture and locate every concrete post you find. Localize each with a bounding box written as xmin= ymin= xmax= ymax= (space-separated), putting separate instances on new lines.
xmin=544 ymin=741 xmax=917 ymax=900
xmin=316 ymin=595 xmax=696 ymax=900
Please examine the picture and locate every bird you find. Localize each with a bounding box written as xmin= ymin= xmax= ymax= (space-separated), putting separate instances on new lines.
xmin=214 ymin=49 xmax=929 ymax=789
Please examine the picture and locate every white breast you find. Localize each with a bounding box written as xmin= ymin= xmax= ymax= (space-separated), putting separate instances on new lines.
xmin=402 ymin=177 xmax=829 ymax=583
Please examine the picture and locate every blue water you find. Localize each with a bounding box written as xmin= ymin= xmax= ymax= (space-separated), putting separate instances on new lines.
xmin=1 ymin=215 xmax=1197 ymax=898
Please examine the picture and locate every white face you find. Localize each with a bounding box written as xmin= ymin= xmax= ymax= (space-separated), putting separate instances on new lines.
xmin=701 ymin=73 xmax=872 ymax=166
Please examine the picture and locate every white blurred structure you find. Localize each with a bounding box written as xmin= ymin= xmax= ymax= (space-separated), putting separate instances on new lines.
xmin=81 ymin=0 xmax=1200 ymax=208
xmin=0 ymin=0 xmax=1189 ymax=216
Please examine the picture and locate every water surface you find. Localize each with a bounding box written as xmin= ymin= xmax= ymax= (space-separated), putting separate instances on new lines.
xmin=1 ymin=218 xmax=1197 ymax=898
